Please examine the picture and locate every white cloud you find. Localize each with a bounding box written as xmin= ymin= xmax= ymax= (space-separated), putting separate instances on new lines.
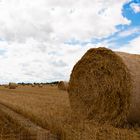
xmin=0 ymin=0 xmax=130 ymax=42
xmin=130 ymin=3 xmax=140 ymax=13
xmin=0 ymin=39 xmax=96 ymax=83
xmin=0 ymin=0 xmax=132 ymax=83
xmin=115 ymin=36 xmax=140 ymax=54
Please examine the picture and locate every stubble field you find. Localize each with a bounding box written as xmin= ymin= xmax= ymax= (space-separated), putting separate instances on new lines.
xmin=0 ymin=85 xmax=139 ymax=140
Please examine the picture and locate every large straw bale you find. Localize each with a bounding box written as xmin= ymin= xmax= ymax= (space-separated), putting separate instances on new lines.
xmin=9 ymin=82 xmax=17 ymax=89
xmin=68 ymin=47 xmax=140 ymax=126
xmin=58 ymin=81 xmax=69 ymax=90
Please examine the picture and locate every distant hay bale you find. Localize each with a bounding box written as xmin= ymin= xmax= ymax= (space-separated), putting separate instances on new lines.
xmin=4 ymin=85 xmax=9 ymax=88
xmin=38 ymin=84 xmax=43 ymax=88
xmin=58 ymin=81 xmax=69 ymax=90
xmin=68 ymin=47 xmax=140 ymax=126
xmin=31 ymin=84 xmax=35 ymax=87
xmin=50 ymin=84 xmax=55 ymax=87
xmin=9 ymin=82 xmax=17 ymax=89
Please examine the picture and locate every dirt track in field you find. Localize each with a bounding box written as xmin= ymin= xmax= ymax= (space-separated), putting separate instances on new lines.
xmin=0 ymin=103 xmax=58 ymax=140
xmin=0 ymin=109 xmax=25 ymax=140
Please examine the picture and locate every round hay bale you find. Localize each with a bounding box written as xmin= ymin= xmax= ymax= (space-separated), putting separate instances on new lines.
xmin=31 ymin=84 xmax=35 ymax=87
xmin=9 ymin=82 xmax=17 ymax=89
xmin=4 ymin=85 xmax=9 ymax=88
xmin=58 ymin=81 xmax=69 ymax=90
xmin=38 ymin=84 xmax=43 ymax=88
xmin=68 ymin=47 xmax=140 ymax=126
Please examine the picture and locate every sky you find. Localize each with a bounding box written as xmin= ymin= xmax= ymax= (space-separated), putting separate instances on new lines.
xmin=0 ymin=0 xmax=140 ymax=83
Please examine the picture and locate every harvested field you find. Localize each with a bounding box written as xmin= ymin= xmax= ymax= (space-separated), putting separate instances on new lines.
xmin=0 ymin=85 xmax=139 ymax=140
xmin=0 ymin=110 xmax=28 ymax=140
xmin=0 ymin=103 xmax=57 ymax=140
xmin=0 ymin=0 xmax=139 ymax=139
xmin=0 ymin=85 xmax=70 ymax=138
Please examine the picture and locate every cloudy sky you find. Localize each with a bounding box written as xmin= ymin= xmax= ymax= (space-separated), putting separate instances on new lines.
xmin=0 ymin=0 xmax=140 ymax=83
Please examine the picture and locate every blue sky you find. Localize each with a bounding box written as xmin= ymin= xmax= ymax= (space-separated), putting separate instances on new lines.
xmin=66 ymin=0 xmax=140 ymax=50
xmin=111 ymin=0 xmax=140 ymax=48
xmin=0 ymin=0 xmax=140 ymax=83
